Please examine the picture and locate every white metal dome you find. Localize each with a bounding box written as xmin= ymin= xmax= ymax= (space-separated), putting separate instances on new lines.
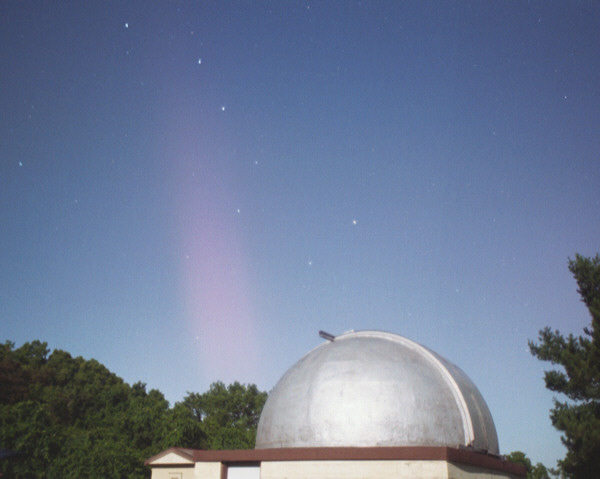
xmin=256 ymin=330 xmax=499 ymax=453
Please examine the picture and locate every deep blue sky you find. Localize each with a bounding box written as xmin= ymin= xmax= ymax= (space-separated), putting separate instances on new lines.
xmin=2 ymin=1 xmax=599 ymax=468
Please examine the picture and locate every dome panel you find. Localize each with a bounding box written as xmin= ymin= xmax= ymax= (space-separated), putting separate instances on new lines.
xmin=256 ymin=331 xmax=499 ymax=453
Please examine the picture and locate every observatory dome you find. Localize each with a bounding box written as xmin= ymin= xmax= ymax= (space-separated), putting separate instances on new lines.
xmin=256 ymin=330 xmax=499 ymax=453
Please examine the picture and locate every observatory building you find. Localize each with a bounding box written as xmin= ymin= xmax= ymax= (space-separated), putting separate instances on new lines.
xmin=146 ymin=330 xmax=524 ymax=479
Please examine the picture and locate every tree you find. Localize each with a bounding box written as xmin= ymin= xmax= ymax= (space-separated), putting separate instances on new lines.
xmin=160 ymin=402 xmax=207 ymax=449
xmin=0 ymin=340 xmax=267 ymax=477
xmin=181 ymin=381 xmax=268 ymax=449
xmin=0 ymin=342 xmax=176 ymax=478
xmin=506 ymin=451 xmax=552 ymax=479
xmin=529 ymin=254 xmax=600 ymax=478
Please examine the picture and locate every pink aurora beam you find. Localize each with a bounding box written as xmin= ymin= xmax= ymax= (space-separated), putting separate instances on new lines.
xmin=166 ymin=114 xmax=261 ymax=384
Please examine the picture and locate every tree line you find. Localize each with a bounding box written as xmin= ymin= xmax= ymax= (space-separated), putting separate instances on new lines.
xmin=0 ymin=341 xmax=266 ymax=478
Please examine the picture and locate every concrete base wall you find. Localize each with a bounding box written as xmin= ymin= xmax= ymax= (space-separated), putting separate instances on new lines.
xmin=447 ymin=463 xmax=520 ymax=479
xmin=150 ymin=466 xmax=195 ymax=479
xmin=262 ymin=460 xmax=448 ymax=479
xmin=147 ymin=447 xmax=524 ymax=479
xmin=187 ymin=460 xmax=519 ymax=479
xmin=194 ymin=462 xmax=223 ymax=479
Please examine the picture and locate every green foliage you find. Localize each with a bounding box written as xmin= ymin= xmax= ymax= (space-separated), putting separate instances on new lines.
xmin=529 ymin=254 xmax=600 ymax=478
xmin=181 ymin=381 xmax=268 ymax=449
xmin=506 ymin=451 xmax=552 ymax=479
xmin=0 ymin=341 xmax=171 ymax=477
xmin=0 ymin=340 xmax=265 ymax=478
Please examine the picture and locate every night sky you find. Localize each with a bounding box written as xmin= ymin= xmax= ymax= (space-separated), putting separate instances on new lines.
xmin=2 ymin=1 xmax=599 ymax=468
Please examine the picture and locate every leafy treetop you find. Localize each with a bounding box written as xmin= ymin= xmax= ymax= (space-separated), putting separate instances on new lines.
xmin=505 ymin=451 xmax=551 ymax=479
xmin=0 ymin=340 xmax=266 ymax=478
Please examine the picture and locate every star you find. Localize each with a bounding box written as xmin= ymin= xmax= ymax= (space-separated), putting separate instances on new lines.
xmin=124 ymin=22 xmax=128 ymax=29
xmin=221 ymin=106 xmax=226 ymax=111
xmin=352 ymin=219 xmax=357 ymax=225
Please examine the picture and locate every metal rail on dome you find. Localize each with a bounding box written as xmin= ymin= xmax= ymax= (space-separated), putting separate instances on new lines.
xmin=318 ymin=330 xmax=335 ymax=341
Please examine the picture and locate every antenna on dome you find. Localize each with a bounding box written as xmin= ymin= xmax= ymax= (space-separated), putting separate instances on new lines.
xmin=319 ymin=330 xmax=335 ymax=341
